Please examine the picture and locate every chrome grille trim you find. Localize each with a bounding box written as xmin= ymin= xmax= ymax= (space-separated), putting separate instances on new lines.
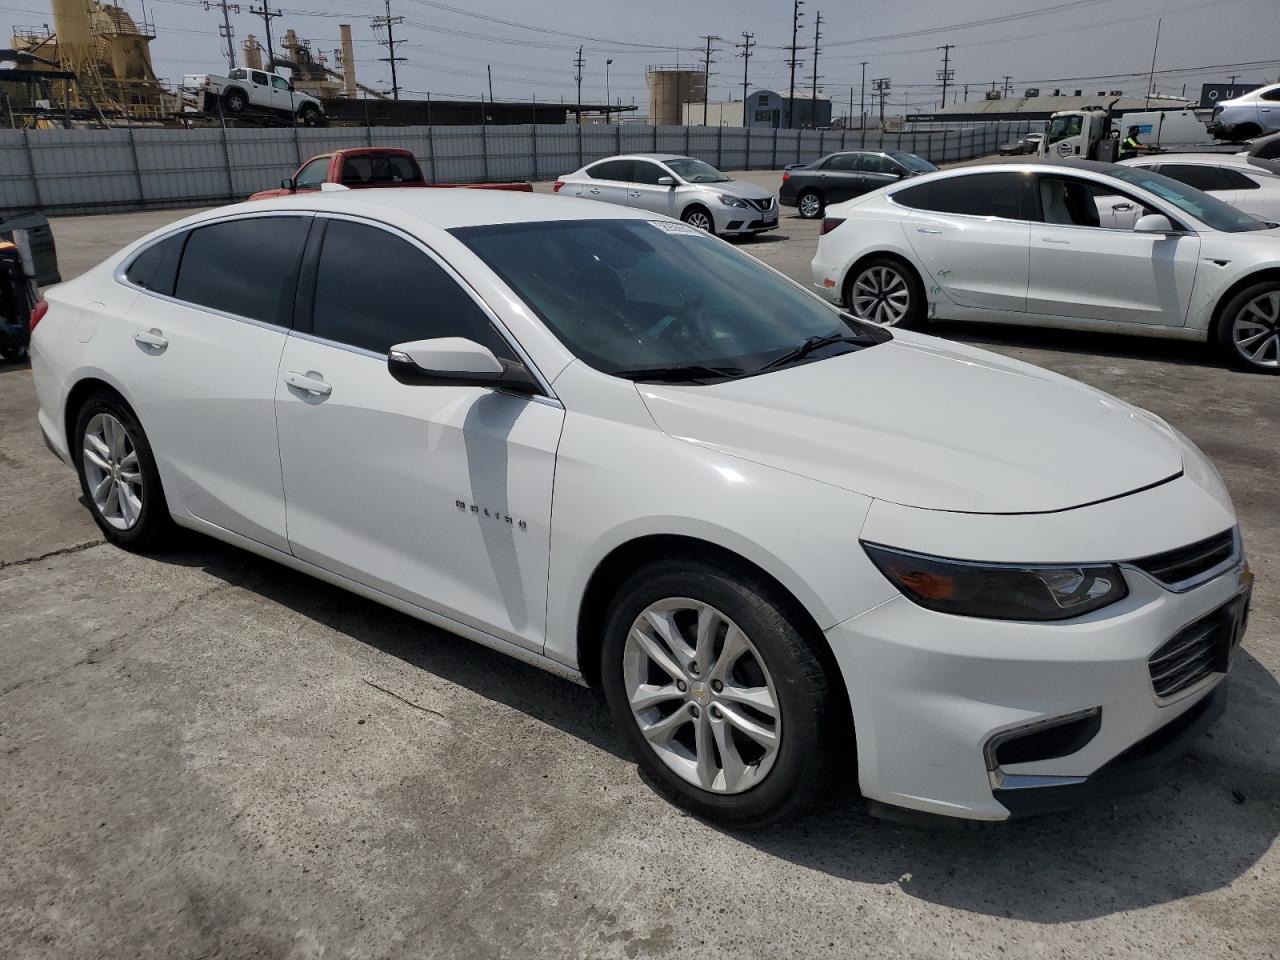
xmin=1129 ymin=528 xmax=1239 ymax=594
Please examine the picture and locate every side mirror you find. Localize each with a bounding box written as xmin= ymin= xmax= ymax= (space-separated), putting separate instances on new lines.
xmin=387 ymin=337 xmax=538 ymax=393
xmin=657 ymin=176 xmax=675 ymax=186
xmin=1134 ymin=213 xmax=1175 ymax=234
xmin=280 ymin=177 xmax=296 ymax=193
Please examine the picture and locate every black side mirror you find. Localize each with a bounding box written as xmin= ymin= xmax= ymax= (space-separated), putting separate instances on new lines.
xmin=281 ymin=177 xmax=296 ymax=193
xmin=387 ymin=337 xmax=541 ymax=394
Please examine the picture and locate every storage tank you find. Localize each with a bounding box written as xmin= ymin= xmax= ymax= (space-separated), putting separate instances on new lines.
xmin=50 ymin=0 xmax=96 ymax=71
xmin=647 ymin=67 xmax=706 ymax=125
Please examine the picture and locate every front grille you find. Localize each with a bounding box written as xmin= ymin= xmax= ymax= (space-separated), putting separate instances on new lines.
xmin=1133 ymin=529 xmax=1235 ymax=591
xmin=1147 ymin=596 xmax=1245 ymax=699
xmin=747 ymin=197 xmax=774 ymax=212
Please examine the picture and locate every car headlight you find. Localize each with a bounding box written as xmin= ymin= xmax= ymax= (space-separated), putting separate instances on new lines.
xmin=862 ymin=543 xmax=1128 ymax=621
xmin=718 ymin=194 xmax=750 ymax=208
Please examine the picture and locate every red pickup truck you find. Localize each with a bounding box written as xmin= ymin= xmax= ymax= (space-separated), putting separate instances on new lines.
xmin=248 ymin=147 xmax=532 ymax=200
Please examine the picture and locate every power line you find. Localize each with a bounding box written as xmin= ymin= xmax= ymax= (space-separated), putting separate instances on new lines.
xmin=247 ymin=0 xmax=282 ymax=66
xmin=201 ymin=0 xmax=240 ymax=72
xmin=786 ymin=0 xmax=804 ymax=128
xmin=370 ymin=0 xmax=406 ymax=100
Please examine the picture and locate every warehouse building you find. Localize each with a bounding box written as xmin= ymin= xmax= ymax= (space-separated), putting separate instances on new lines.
xmin=680 ymin=90 xmax=832 ymax=128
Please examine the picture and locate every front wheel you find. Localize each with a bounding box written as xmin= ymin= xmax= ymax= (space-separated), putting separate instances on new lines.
xmin=844 ymin=256 xmax=926 ymax=329
xmin=297 ymin=104 xmax=322 ymax=126
xmin=797 ymin=189 xmax=824 ymax=219
xmin=600 ymin=558 xmax=837 ymax=828
xmin=73 ymin=392 xmax=173 ymax=549
xmin=681 ymin=207 xmax=715 ymax=234
xmin=1216 ymin=282 xmax=1280 ymax=373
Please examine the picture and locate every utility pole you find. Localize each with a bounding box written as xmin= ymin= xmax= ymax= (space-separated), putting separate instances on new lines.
xmin=1002 ymin=75 xmax=1012 ymax=98
xmin=202 ymin=0 xmax=240 ymax=72
xmin=247 ymin=0 xmax=280 ymax=68
xmin=371 ymin=0 xmax=405 ymax=100
xmin=859 ymin=60 xmax=867 ymax=129
xmin=962 ymin=82 xmax=969 ymax=103
xmin=786 ymin=0 xmax=804 ymax=129
xmin=487 ymin=64 xmax=493 ymax=102
xmin=735 ymin=31 xmax=754 ymax=127
xmin=847 ymin=86 xmax=853 ymax=128
xmin=700 ymin=35 xmax=720 ymax=126
xmin=573 ymin=45 xmax=584 ymax=124
xmin=872 ymin=76 xmax=890 ymax=127
xmin=936 ymin=44 xmax=954 ymax=111
xmin=605 ymin=58 xmax=612 ymax=123
xmin=808 ymin=10 xmax=822 ymax=129
xmin=1145 ymin=17 xmax=1162 ymax=108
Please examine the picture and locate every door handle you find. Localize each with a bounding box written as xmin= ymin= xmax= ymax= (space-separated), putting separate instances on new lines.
xmin=915 ymin=227 xmax=943 ymax=235
xmin=1041 ymin=237 xmax=1071 ymax=244
xmin=588 ymin=187 xmax=600 ymax=195
xmin=628 ymin=191 xmax=642 ymax=197
xmin=134 ymin=328 xmax=168 ymax=349
xmin=1111 ymin=202 xmax=1134 ymax=211
xmin=285 ymin=372 xmax=332 ymax=396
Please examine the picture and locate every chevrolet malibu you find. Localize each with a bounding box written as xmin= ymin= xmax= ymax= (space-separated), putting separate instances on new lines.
xmin=31 ymin=190 xmax=1251 ymax=827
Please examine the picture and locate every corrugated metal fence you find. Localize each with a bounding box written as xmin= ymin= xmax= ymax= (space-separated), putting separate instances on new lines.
xmin=0 ymin=120 xmax=1044 ymax=215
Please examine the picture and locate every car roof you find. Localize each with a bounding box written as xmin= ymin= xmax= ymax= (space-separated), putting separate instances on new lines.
xmin=211 ymin=186 xmax=659 ymax=232
xmin=589 ymin=154 xmax=690 ymax=163
xmin=1120 ymin=153 xmax=1280 ymax=177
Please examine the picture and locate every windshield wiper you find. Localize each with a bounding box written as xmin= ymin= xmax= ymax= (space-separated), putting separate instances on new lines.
xmin=760 ymin=333 xmax=871 ymax=371
xmin=612 ymin=363 xmax=745 ymax=383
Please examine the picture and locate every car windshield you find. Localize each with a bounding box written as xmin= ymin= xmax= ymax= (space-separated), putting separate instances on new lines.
xmin=889 ymin=152 xmax=938 ymax=173
xmin=1107 ymin=166 xmax=1270 ymax=232
xmin=1046 ymin=115 xmax=1082 ymax=144
xmin=451 ymin=219 xmax=886 ymax=380
xmin=664 ymin=158 xmax=730 ymax=183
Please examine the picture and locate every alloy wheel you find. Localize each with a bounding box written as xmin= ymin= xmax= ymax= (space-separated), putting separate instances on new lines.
xmin=622 ymin=598 xmax=781 ymax=794
xmin=851 ymin=265 xmax=911 ymax=325
xmin=1232 ymin=291 xmax=1280 ymax=369
xmin=82 ymin=412 xmax=144 ymax=530
xmin=684 ymin=211 xmax=713 ymax=232
xmin=799 ymin=192 xmax=822 ymax=218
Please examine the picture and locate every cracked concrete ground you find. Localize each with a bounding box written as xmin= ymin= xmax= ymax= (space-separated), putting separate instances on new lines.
xmin=1 ymin=178 xmax=1277 ymax=959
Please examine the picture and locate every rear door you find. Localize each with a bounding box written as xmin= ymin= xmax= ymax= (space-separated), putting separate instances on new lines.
xmin=626 ymin=159 xmax=677 ymax=217
xmin=575 ymin=159 xmax=633 ymax=207
xmin=1026 ymin=174 xmax=1200 ymax=326
xmin=248 ymin=70 xmax=272 ymax=108
xmin=899 ymin=171 xmax=1033 ymax=313
xmin=1153 ymin=163 xmax=1241 ymax=208
xmin=121 ymin=213 xmax=312 ymax=551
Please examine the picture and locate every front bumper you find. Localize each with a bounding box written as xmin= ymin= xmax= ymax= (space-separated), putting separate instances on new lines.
xmin=824 ymin=533 xmax=1249 ymax=822
xmin=713 ymin=201 xmax=779 ymax=235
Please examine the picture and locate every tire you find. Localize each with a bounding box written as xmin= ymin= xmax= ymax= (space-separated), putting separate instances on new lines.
xmin=797 ymin=189 xmax=824 ymax=220
xmin=297 ymin=104 xmax=321 ymax=126
xmin=223 ymin=89 xmax=247 ymax=114
xmin=681 ymin=206 xmax=715 ymax=234
xmin=73 ymin=392 xmax=174 ymax=550
xmin=1215 ymin=280 xmax=1280 ymax=373
xmin=1233 ymin=123 xmax=1262 ymax=141
xmin=843 ymin=255 xmax=926 ymax=329
xmin=0 ymin=344 xmax=26 ymax=362
xmin=600 ymin=557 xmax=837 ymax=829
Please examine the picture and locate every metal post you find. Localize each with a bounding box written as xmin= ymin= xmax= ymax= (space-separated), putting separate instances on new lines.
xmin=745 ymin=123 xmax=751 ymax=170
xmin=126 ymin=123 xmax=146 ymax=206
xmin=772 ymin=126 xmax=778 ymax=168
xmin=717 ymin=123 xmax=723 ymax=168
xmin=530 ymin=122 xmax=538 ymax=181
xmin=652 ymin=123 xmax=658 ymax=153
xmin=481 ymin=116 xmax=489 ymax=182
xmin=577 ymin=123 xmax=583 ymax=167
xmin=21 ymin=128 xmax=42 ymax=209
xmin=616 ymin=123 xmax=622 ymax=154
xmin=685 ymin=125 xmax=690 ymax=155
xmin=220 ymin=123 xmax=235 ymax=201
xmin=426 ymin=122 xmax=436 ymax=181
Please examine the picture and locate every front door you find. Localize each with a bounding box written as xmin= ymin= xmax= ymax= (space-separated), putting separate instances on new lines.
xmin=269 ymin=74 xmax=295 ymax=114
xmin=1027 ymin=174 xmax=1201 ymax=326
xmin=854 ymin=152 xmax=903 ymax=196
xmin=625 ymin=159 xmax=678 ymax=217
xmin=815 ymin=152 xmax=864 ymax=204
xmin=275 ymin=216 xmax=563 ymax=650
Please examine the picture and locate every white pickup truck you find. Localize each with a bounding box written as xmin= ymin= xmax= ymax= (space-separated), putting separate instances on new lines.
xmin=182 ymin=67 xmax=325 ymax=125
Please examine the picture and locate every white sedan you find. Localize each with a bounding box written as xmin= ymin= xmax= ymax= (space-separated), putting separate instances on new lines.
xmin=1117 ymin=153 xmax=1280 ymax=225
xmin=32 ymin=189 xmax=1249 ymax=825
xmin=811 ymin=159 xmax=1280 ymax=372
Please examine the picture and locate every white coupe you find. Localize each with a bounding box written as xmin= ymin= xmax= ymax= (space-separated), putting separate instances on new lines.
xmin=811 ymin=159 xmax=1280 ymax=372
xmin=31 ymin=189 xmax=1249 ymax=826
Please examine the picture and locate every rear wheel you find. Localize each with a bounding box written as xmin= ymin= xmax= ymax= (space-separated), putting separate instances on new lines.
xmin=1216 ymin=281 xmax=1280 ymax=373
xmin=797 ymin=189 xmax=824 ymax=219
xmin=681 ymin=206 xmax=715 ymax=234
xmin=73 ymin=392 xmax=173 ymax=549
xmin=844 ymin=256 xmax=926 ymax=329
xmin=1233 ymin=123 xmax=1262 ymax=141
xmin=223 ymin=89 xmax=247 ymax=114
xmin=600 ymin=557 xmax=837 ymax=828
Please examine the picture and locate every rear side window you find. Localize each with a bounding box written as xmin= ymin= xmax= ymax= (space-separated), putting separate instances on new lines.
xmin=587 ymin=159 xmax=633 ymax=181
xmin=125 ymin=233 xmax=185 ymax=296
xmin=310 ymin=219 xmax=503 ymax=356
xmin=340 ymin=154 xmax=424 ymax=185
xmin=1157 ymin=164 xmax=1234 ymax=192
xmin=894 ymin=172 xmax=1030 ymax=219
xmin=821 ymin=153 xmax=859 ymax=171
xmin=174 ymin=216 xmax=310 ymax=324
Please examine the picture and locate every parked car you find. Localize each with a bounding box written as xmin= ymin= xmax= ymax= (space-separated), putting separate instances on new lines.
xmin=1242 ymin=131 xmax=1280 ymax=162
xmin=779 ymin=151 xmax=938 ymax=219
xmin=31 ymin=189 xmax=1249 ymax=826
xmin=1210 ymin=82 xmax=1280 ymax=140
xmin=0 ymin=210 xmax=60 ymax=287
xmin=0 ymin=240 xmax=34 ymax=362
xmin=554 ymin=154 xmax=777 ymax=237
xmin=1000 ymin=132 xmax=1044 ymax=156
xmin=248 ymin=148 xmax=534 ymax=200
xmin=810 ymin=159 xmax=1280 ymax=372
xmin=1116 ymin=154 xmax=1280 ymax=226
xmin=182 ymin=66 xmax=324 ymax=125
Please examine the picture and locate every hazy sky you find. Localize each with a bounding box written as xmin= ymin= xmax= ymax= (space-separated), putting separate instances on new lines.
xmin=10 ymin=0 xmax=1279 ymax=114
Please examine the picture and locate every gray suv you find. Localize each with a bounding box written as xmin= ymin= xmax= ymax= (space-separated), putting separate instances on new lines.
xmin=555 ymin=154 xmax=778 ymax=237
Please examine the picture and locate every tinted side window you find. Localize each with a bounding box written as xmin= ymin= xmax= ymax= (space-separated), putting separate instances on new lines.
xmin=125 ymin=233 xmax=185 ymax=296
xmin=294 ymin=157 xmax=329 ymax=189
xmin=1261 ymin=88 xmax=1280 ymax=102
xmin=174 ymin=216 xmax=309 ymax=324
xmin=341 ymin=154 xmax=423 ymax=185
xmin=588 ymin=160 xmax=633 ymax=181
xmin=311 ymin=220 xmax=502 ymax=356
xmin=858 ymin=153 xmax=897 ymax=175
xmin=895 ymin=173 xmax=1028 ymax=219
xmin=631 ymin=161 xmax=669 ymax=185
xmin=1158 ymin=164 xmax=1231 ymax=192
xmin=251 ymin=70 xmax=269 ymax=86
xmin=822 ymin=153 xmax=859 ymax=171
xmin=1220 ymin=168 xmax=1260 ymax=190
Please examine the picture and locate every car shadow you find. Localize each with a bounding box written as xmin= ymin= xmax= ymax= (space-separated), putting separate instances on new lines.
xmin=729 ymin=233 xmax=791 ymax=245
xmin=0 ymin=356 xmax=31 ymax=375
xmin=928 ymin=320 xmax=1226 ymax=370
xmin=155 ymin=533 xmax=1278 ymax=924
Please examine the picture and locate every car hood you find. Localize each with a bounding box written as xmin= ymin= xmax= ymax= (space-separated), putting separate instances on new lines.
xmin=636 ymin=335 xmax=1183 ymax=514
xmin=708 ymin=179 xmax=774 ymax=201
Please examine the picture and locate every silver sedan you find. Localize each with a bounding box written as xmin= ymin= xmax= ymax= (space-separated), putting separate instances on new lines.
xmin=555 ymin=154 xmax=778 ymax=237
